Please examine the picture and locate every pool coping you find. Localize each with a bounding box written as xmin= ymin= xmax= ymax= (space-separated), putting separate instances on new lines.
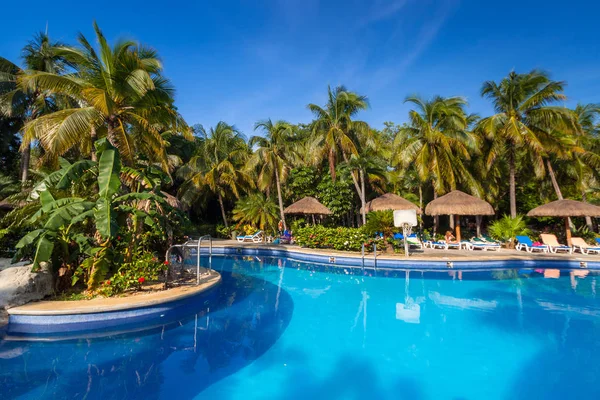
xmin=7 ymin=270 xmax=221 ymax=316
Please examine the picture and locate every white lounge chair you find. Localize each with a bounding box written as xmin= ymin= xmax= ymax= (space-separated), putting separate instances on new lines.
xmin=571 ymin=237 xmax=600 ymax=255
xmin=540 ymin=234 xmax=572 ymax=254
xmin=467 ymin=241 xmax=501 ymax=251
xmin=425 ymin=240 xmax=460 ymax=250
xmin=236 ymin=230 xmax=263 ymax=243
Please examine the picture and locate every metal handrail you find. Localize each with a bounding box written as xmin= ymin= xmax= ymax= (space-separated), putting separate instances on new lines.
xmin=165 ymin=235 xmax=213 ymax=286
xmin=361 ymin=242 xmax=378 ymax=270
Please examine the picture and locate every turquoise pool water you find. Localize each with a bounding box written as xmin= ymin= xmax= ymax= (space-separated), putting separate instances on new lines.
xmin=2 ymin=256 xmax=600 ymax=399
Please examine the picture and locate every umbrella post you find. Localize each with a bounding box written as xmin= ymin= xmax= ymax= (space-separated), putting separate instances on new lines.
xmin=455 ymin=215 xmax=461 ymax=243
xmin=565 ymin=217 xmax=572 ymax=246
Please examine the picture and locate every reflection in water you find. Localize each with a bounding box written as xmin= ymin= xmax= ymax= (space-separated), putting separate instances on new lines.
xmin=0 ymin=272 xmax=294 ymax=399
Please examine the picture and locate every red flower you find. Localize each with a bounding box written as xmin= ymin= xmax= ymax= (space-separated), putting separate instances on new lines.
xmin=164 ymin=261 xmax=169 ymax=265
xmin=138 ymin=277 xmax=145 ymax=283
xmin=105 ymin=280 xmax=111 ymax=285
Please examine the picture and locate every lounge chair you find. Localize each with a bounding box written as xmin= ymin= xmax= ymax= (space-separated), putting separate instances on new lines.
xmin=425 ymin=240 xmax=460 ymax=250
xmin=515 ymin=236 xmax=548 ymax=253
xmin=571 ymin=237 xmax=600 ymax=255
xmin=279 ymin=230 xmax=293 ymax=244
xmin=236 ymin=230 xmax=263 ymax=243
xmin=394 ymin=233 xmax=424 ymax=249
xmin=540 ymin=234 xmax=572 ymax=254
xmin=467 ymin=241 xmax=501 ymax=251
xmin=596 ymin=238 xmax=600 ymax=246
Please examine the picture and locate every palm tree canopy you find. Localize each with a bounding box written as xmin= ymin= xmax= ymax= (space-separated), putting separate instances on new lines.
xmin=18 ymin=22 xmax=190 ymax=170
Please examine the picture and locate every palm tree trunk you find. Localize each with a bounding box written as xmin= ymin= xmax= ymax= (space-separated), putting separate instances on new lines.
xmin=329 ymin=147 xmax=336 ymax=181
xmin=433 ymin=189 xmax=439 ymax=236
xmin=547 ymin=160 xmax=563 ymax=200
xmin=217 ymin=193 xmax=228 ymax=228
xmin=20 ymin=143 xmax=30 ymax=184
xmin=582 ymin=191 xmax=594 ymax=230
xmin=547 ymin=160 xmax=574 ymax=229
xmin=274 ymin=167 xmax=287 ymax=231
xmin=359 ymin=169 xmax=366 ymax=225
xmin=509 ymin=150 xmax=517 ymax=218
xmin=90 ymin=127 xmax=98 ymax=161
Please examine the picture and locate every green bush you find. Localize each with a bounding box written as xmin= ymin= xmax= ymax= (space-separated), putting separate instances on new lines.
xmin=489 ymin=215 xmax=530 ymax=247
xmin=294 ymin=225 xmax=373 ymax=251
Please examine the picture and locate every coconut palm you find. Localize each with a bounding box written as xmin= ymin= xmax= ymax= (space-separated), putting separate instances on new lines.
xmin=392 ymin=96 xmax=477 ymax=233
xmin=477 ymin=70 xmax=578 ymax=217
xmin=247 ymin=119 xmax=297 ymax=231
xmin=307 ymin=85 xmax=369 ymax=181
xmin=177 ymin=122 xmax=253 ymax=227
xmin=0 ymin=32 xmax=69 ymax=183
xmin=17 ymin=22 xmax=189 ymax=170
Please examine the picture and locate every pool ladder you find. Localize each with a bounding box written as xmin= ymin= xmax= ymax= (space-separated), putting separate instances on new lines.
xmin=361 ymin=243 xmax=377 ymax=270
xmin=165 ymin=235 xmax=213 ymax=285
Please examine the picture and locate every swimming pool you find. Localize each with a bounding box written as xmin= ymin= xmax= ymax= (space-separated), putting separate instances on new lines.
xmin=1 ymin=255 xmax=600 ymax=399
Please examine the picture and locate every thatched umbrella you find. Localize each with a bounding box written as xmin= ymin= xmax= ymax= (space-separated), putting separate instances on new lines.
xmin=284 ymin=196 xmax=332 ymax=225
xmin=360 ymin=193 xmax=422 ymax=214
xmin=425 ymin=190 xmax=494 ymax=242
xmin=527 ymin=199 xmax=600 ymax=245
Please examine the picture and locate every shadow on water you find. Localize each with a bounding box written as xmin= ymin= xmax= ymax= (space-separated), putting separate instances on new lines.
xmin=0 ymin=271 xmax=294 ymax=400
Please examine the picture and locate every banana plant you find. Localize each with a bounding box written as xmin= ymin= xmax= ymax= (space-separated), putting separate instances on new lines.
xmin=17 ymin=139 xmax=176 ymax=289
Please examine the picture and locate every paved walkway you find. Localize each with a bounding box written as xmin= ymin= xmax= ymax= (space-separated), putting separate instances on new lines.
xmin=210 ymin=239 xmax=600 ymax=262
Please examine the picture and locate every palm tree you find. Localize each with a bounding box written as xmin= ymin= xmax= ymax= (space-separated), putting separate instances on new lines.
xmin=307 ymin=85 xmax=369 ymax=181
xmin=392 ymin=95 xmax=476 ymax=233
xmin=477 ymin=70 xmax=578 ymax=217
xmin=178 ymin=122 xmax=253 ymax=227
xmin=17 ymin=22 xmax=189 ymax=170
xmin=248 ymin=119 xmax=296 ymax=231
xmin=0 ymin=32 xmax=69 ymax=183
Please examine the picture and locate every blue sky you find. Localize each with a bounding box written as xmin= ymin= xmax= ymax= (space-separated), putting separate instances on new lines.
xmin=2 ymin=0 xmax=599 ymax=136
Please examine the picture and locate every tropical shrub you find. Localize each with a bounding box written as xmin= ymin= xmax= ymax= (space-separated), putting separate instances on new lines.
xmin=94 ymin=253 xmax=166 ymax=297
xmin=232 ymin=193 xmax=279 ymax=234
xmin=15 ymin=140 xmax=187 ymax=291
xmin=488 ymin=215 xmax=530 ymax=247
xmin=294 ymin=225 xmax=372 ymax=251
xmin=363 ymin=211 xmax=395 ymax=237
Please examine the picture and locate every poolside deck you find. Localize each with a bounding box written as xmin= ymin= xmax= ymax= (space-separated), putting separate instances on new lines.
xmin=209 ymin=239 xmax=600 ymax=263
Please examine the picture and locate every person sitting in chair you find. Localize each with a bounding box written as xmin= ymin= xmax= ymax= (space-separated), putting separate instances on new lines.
xmin=445 ymin=230 xmax=458 ymax=244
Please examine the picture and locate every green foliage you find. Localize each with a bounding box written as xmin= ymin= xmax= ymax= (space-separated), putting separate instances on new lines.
xmin=232 ymin=193 xmax=279 ymax=234
xmin=316 ymin=172 xmax=354 ymax=222
xmin=363 ymin=211 xmax=395 ymax=237
xmin=215 ymin=224 xmax=234 ymax=239
xmin=15 ymin=141 xmax=188 ymax=290
xmin=488 ymin=215 xmax=531 ymax=246
xmin=294 ymin=225 xmax=370 ymax=251
xmin=95 ymin=253 xmax=166 ymax=297
xmin=286 ymin=167 xmax=318 ymax=201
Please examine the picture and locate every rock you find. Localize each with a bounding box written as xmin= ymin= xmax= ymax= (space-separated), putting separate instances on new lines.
xmin=0 ymin=261 xmax=54 ymax=309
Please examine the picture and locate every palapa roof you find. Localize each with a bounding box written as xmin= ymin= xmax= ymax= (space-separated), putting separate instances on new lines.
xmin=361 ymin=193 xmax=421 ymax=214
xmin=284 ymin=196 xmax=332 ymax=215
xmin=425 ymin=190 xmax=494 ymax=216
xmin=527 ymin=199 xmax=600 ymax=217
